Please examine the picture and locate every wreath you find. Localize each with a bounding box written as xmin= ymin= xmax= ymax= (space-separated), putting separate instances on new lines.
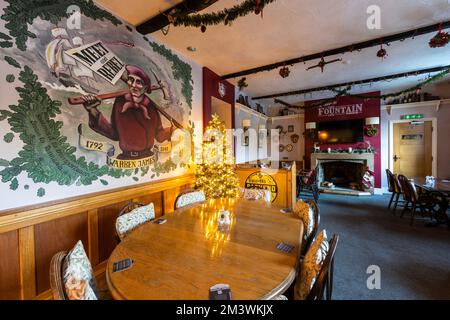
xmin=365 ymin=126 xmax=379 ymax=137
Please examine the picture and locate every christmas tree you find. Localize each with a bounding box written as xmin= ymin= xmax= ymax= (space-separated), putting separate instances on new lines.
xmin=195 ymin=114 xmax=239 ymax=199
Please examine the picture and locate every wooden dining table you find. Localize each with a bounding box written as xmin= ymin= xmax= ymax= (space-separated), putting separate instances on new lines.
xmin=413 ymin=177 xmax=450 ymax=226
xmin=106 ymin=198 xmax=303 ymax=300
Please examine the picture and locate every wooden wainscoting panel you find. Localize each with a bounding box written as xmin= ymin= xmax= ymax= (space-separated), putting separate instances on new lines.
xmin=34 ymin=212 xmax=88 ymax=294
xmin=0 ymin=230 xmax=21 ymax=300
xmin=18 ymin=226 xmax=36 ymax=299
xmin=88 ymin=209 xmax=99 ymax=267
xmin=97 ymin=201 xmax=129 ymax=263
xmin=163 ymin=184 xmax=194 ymax=214
xmin=134 ymin=192 xmax=164 ymax=218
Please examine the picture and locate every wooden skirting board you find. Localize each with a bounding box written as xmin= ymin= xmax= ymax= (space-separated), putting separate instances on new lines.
xmin=0 ymin=174 xmax=194 ymax=300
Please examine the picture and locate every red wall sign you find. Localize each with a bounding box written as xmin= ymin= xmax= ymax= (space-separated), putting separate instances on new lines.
xmin=304 ymin=92 xmax=381 ymax=188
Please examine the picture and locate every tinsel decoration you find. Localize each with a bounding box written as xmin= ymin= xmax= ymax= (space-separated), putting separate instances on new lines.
xmin=171 ymin=0 xmax=277 ymax=29
xmin=429 ymin=23 xmax=449 ymax=48
xmin=195 ymin=114 xmax=239 ymax=199
xmin=279 ymin=65 xmax=290 ymax=78
xmin=301 ymin=67 xmax=450 ymax=110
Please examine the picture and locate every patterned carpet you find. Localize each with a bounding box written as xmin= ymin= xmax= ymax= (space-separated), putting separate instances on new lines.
xmin=303 ymin=193 xmax=450 ymax=300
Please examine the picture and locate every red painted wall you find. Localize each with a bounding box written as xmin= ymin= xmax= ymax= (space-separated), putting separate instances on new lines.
xmin=202 ymin=67 xmax=235 ymax=130
xmin=304 ymin=92 xmax=381 ymax=188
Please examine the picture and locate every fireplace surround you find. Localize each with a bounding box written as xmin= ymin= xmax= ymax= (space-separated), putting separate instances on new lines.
xmin=311 ymin=152 xmax=375 ymax=195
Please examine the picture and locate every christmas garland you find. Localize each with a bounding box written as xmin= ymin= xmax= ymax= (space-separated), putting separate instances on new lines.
xmin=301 ymin=68 xmax=450 ymax=110
xmin=170 ymin=0 xmax=277 ymax=29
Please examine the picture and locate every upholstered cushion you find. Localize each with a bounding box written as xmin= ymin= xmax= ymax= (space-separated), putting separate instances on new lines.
xmin=175 ymin=190 xmax=206 ymax=209
xmin=116 ymin=203 xmax=155 ymax=237
xmin=295 ymin=230 xmax=329 ymax=300
xmin=294 ymin=200 xmax=314 ymax=251
xmin=63 ymin=240 xmax=98 ymax=300
xmin=239 ymin=188 xmax=271 ymax=203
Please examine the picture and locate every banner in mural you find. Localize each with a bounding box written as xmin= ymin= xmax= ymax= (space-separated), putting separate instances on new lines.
xmin=0 ymin=0 xmax=196 ymax=204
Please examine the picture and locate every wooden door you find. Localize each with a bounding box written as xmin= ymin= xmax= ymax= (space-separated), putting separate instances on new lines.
xmin=393 ymin=121 xmax=432 ymax=177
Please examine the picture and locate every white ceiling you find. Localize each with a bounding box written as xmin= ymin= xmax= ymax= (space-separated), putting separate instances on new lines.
xmin=96 ymin=0 xmax=450 ymax=105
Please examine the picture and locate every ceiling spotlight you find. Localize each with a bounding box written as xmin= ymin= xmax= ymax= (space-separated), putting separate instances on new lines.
xmin=187 ymin=46 xmax=197 ymax=52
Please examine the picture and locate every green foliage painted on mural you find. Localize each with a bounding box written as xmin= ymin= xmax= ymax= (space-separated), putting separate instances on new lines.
xmin=6 ymin=74 xmax=15 ymax=83
xmin=4 ymin=56 xmax=21 ymax=69
xmin=37 ymin=187 xmax=45 ymax=197
xmin=0 ymin=66 xmax=140 ymax=188
xmin=0 ymin=110 xmax=13 ymax=121
xmin=146 ymin=40 xmax=194 ymax=108
xmin=1 ymin=0 xmax=122 ymax=51
xmin=10 ymin=178 xmax=18 ymax=190
xmin=152 ymin=159 xmax=177 ymax=177
xmin=0 ymin=41 xmax=13 ymax=48
xmin=3 ymin=132 xmax=14 ymax=143
xmin=0 ymin=32 xmax=12 ymax=40
xmin=0 ymin=159 xmax=10 ymax=166
xmin=100 ymin=179 xmax=108 ymax=186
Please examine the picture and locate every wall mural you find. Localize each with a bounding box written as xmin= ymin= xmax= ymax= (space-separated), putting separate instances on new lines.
xmin=0 ymin=0 xmax=196 ymax=206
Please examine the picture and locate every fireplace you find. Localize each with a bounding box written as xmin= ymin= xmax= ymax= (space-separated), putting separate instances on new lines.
xmin=311 ymin=152 xmax=375 ymax=195
xmin=319 ymin=160 xmax=366 ymax=190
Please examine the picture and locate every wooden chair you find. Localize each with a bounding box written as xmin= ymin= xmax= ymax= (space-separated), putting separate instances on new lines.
xmin=306 ymin=234 xmax=339 ymax=300
xmin=50 ymin=250 xmax=112 ymax=300
xmin=174 ymin=189 xmax=206 ymax=210
xmin=116 ymin=202 xmax=149 ymax=240
xmin=277 ymin=234 xmax=339 ymax=300
xmin=49 ymin=251 xmax=69 ymax=300
xmin=398 ymin=175 xmax=438 ymax=226
xmin=391 ymin=173 xmax=404 ymax=213
xmin=297 ymin=167 xmax=319 ymax=202
xmin=300 ymin=199 xmax=320 ymax=256
xmin=386 ymin=169 xmax=397 ymax=209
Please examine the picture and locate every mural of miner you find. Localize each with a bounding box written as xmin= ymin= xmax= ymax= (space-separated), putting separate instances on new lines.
xmin=81 ymin=65 xmax=174 ymax=160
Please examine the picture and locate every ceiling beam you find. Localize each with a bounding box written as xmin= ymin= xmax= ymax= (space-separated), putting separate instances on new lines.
xmin=252 ymin=65 xmax=450 ymax=100
xmin=136 ymin=0 xmax=219 ymax=35
xmin=221 ymin=21 xmax=450 ymax=80
xmin=274 ymin=99 xmax=297 ymax=108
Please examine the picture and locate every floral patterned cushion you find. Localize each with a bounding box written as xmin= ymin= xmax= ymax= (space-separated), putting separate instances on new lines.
xmin=294 ymin=199 xmax=315 ymax=250
xmin=239 ymin=188 xmax=271 ymax=203
xmin=63 ymin=240 xmax=98 ymax=300
xmin=175 ymin=190 xmax=206 ymax=209
xmin=295 ymin=230 xmax=329 ymax=300
xmin=116 ymin=203 xmax=155 ymax=237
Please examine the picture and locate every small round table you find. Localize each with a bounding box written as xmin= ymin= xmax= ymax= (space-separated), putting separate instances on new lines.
xmin=106 ymin=198 xmax=303 ymax=300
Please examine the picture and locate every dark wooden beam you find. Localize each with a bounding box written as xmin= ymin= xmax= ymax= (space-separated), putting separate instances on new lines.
xmin=221 ymin=21 xmax=450 ymax=79
xmin=274 ymin=99 xmax=298 ymax=108
xmin=253 ymin=65 xmax=450 ymax=100
xmin=136 ymin=0 xmax=219 ymax=34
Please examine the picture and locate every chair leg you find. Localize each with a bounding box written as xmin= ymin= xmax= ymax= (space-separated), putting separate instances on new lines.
xmin=410 ymin=203 xmax=417 ymax=226
xmin=388 ymin=192 xmax=395 ymax=209
xmin=400 ymin=201 xmax=409 ymax=218
xmin=393 ymin=193 xmax=401 ymax=213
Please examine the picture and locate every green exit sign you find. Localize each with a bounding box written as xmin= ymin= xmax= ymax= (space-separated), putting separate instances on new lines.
xmin=402 ymin=114 xmax=424 ymax=120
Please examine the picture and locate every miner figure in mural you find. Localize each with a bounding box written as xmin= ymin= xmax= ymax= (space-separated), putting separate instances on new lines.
xmin=82 ymin=65 xmax=173 ymax=160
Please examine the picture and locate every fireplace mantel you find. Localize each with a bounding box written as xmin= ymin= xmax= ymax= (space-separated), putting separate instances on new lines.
xmin=311 ymin=152 xmax=374 ymax=169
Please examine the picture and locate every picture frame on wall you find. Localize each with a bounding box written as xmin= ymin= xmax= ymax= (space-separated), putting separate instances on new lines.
xmin=288 ymin=125 xmax=294 ymax=132
xmin=258 ymin=131 xmax=265 ymax=148
xmin=242 ymin=133 xmax=249 ymax=146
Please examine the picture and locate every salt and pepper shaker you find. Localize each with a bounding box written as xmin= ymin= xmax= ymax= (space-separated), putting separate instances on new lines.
xmin=218 ymin=208 xmax=231 ymax=231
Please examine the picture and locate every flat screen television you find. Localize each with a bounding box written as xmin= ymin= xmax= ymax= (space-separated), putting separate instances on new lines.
xmin=317 ymin=119 xmax=365 ymax=144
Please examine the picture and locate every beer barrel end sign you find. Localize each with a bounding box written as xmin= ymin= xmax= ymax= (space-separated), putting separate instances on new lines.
xmin=244 ymin=172 xmax=278 ymax=202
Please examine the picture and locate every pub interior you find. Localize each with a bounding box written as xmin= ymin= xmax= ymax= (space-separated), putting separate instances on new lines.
xmin=0 ymin=0 xmax=449 ymax=302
